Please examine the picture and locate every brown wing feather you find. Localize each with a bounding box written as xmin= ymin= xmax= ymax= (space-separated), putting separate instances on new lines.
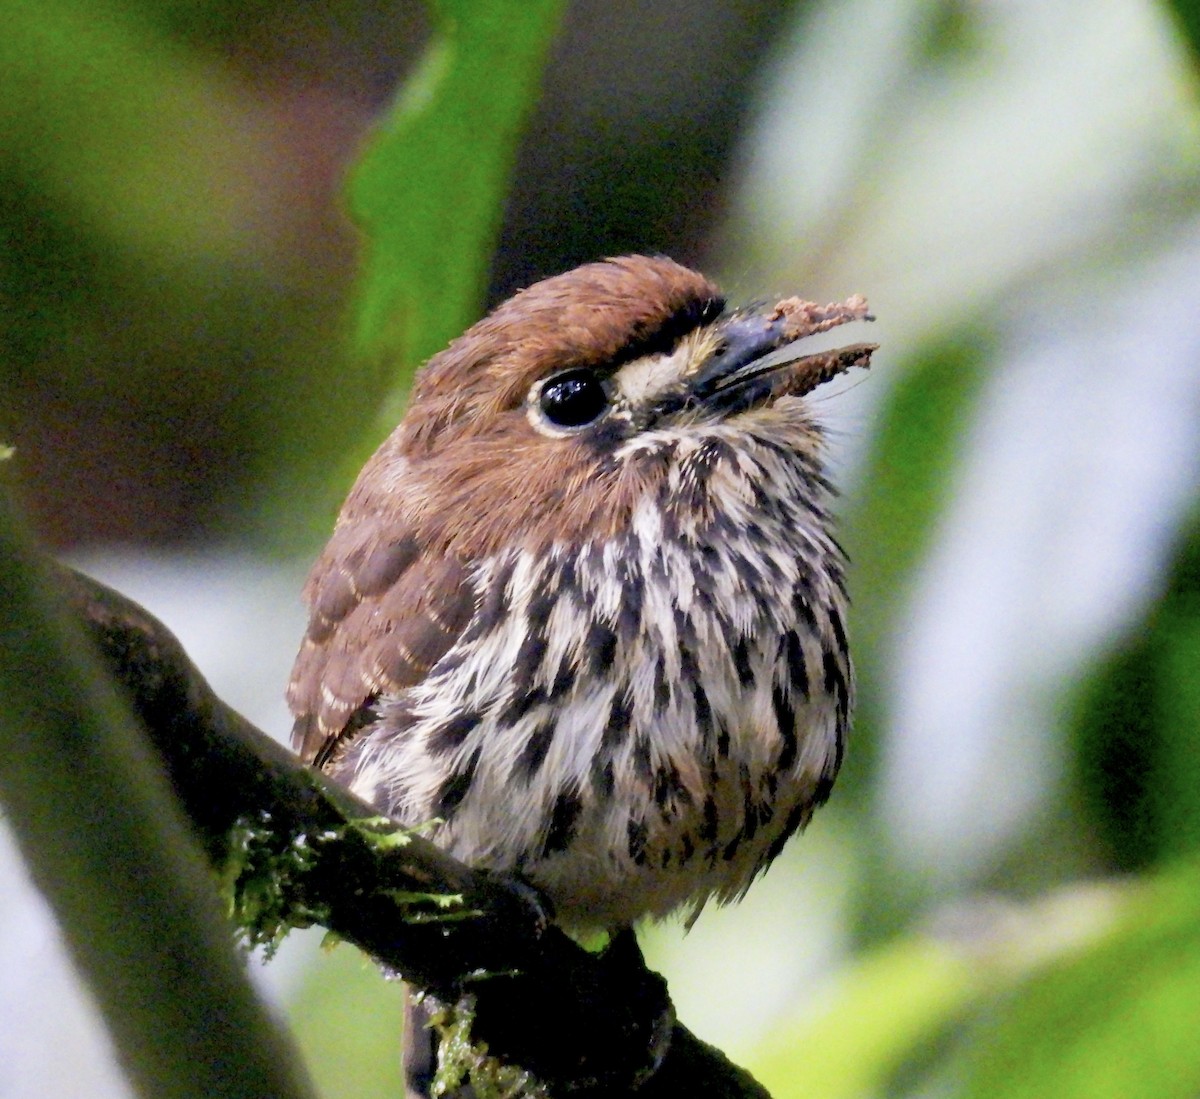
xmin=287 ymin=519 xmax=475 ymax=767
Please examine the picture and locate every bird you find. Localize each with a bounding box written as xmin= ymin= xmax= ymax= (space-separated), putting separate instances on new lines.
xmin=288 ymin=255 xmax=874 ymax=937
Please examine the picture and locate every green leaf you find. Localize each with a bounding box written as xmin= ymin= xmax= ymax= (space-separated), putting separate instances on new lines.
xmin=1156 ymin=603 xmax=1200 ymax=854
xmin=1162 ymin=0 xmax=1200 ymax=71
xmin=750 ymin=879 xmax=1126 ymax=1099
xmin=1142 ymin=513 xmax=1200 ymax=860
xmin=750 ymin=878 xmax=1139 ymax=1099
xmin=1072 ymin=509 xmax=1200 ymax=869
xmin=959 ymin=862 xmax=1200 ymax=1099
xmin=751 ymin=938 xmax=976 ymax=1099
xmin=848 ymin=329 xmax=992 ymax=671
xmin=348 ymin=0 xmax=565 ymax=428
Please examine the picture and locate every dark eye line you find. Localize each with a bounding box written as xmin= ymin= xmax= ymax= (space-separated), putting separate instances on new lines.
xmin=608 ymin=294 xmax=726 ymax=370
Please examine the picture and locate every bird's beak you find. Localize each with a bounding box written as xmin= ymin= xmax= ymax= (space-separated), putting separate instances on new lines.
xmin=690 ymin=295 xmax=876 ymax=412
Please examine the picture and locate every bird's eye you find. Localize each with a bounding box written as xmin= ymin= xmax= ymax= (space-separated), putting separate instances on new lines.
xmin=538 ymin=369 xmax=608 ymax=428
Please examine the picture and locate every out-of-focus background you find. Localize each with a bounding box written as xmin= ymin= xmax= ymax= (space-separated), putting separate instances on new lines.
xmin=3 ymin=1 xmax=1200 ymax=1096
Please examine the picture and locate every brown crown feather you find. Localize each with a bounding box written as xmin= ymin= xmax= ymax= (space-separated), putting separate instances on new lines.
xmin=400 ymin=255 xmax=722 ymax=452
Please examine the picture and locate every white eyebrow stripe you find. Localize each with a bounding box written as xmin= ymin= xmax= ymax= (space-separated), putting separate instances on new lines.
xmin=613 ymin=343 xmax=691 ymax=406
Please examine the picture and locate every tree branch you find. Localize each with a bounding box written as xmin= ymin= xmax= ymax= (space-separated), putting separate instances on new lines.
xmin=0 ymin=496 xmax=317 ymax=1099
xmin=57 ymin=561 xmax=771 ymax=1097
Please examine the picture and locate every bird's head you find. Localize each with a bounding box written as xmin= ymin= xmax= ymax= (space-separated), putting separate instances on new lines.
xmin=293 ymin=255 xmax=873 ymax=772
xmin=333 ymin=255 xmax=875 ymax=559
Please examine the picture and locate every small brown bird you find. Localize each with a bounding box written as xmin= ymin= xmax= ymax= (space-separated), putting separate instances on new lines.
xmin=288 ymin=255 xmax=873 ymax=933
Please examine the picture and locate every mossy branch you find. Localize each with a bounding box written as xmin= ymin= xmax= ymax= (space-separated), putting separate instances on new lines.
xmin=18 ymin=543 xmax=770 ymax=1097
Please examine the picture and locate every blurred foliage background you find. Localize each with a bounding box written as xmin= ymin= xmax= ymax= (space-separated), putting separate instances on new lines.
xmin=3 ymin=0 xmax=1200 ymax=1096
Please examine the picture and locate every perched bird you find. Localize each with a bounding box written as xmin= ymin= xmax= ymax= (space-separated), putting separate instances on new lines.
xmin=288 ymin=255 xmax=874 ymax=933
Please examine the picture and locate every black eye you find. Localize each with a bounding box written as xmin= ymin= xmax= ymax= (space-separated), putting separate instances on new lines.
xmin=538 ymin=369 xmax=608 ymax=428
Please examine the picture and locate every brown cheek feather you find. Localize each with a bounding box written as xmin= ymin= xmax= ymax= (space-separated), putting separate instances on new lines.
xmin=411 ymin=427 xmax=640 ymax=557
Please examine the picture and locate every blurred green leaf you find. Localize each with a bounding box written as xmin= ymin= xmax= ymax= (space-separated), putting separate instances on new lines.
xmin=1073 ymin=510 xmax=1200 ymax=869
xmin=848 ymin=330 xmax=992 ymax=672
xmin=0 ymin=0 xmax=259 ymax=265
xmin=959 ymin=862 xmax=1200 ymax=1099
xmin=752 ymin=938 xmax=975 ymax=1099
xmin=1158 ymin=609 xmax=1200 ymax=855
xmin=751 ymin=881 xmax=1124 ymax=1099
xmin=289 ymin=943 xmax=407 ymax=1099
xmin=1143 ymin=515 xmax=1200 ymax=861
xmin=348 ymin=0 xmax=565 ymax=427
xmin=840 ymin=331 xmax=991 ymax=936
xmin=766 ymin=868 xmax=1200 ymax=1099
xmin=1072 ymin=639 xmax=1158 ymax=871
xmin=1163 ymin=0 xmax=1200 ymax=69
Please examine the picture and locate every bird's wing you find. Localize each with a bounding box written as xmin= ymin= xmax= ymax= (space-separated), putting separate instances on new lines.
xmin=287 ymin=519 xmax=475 ymax=768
